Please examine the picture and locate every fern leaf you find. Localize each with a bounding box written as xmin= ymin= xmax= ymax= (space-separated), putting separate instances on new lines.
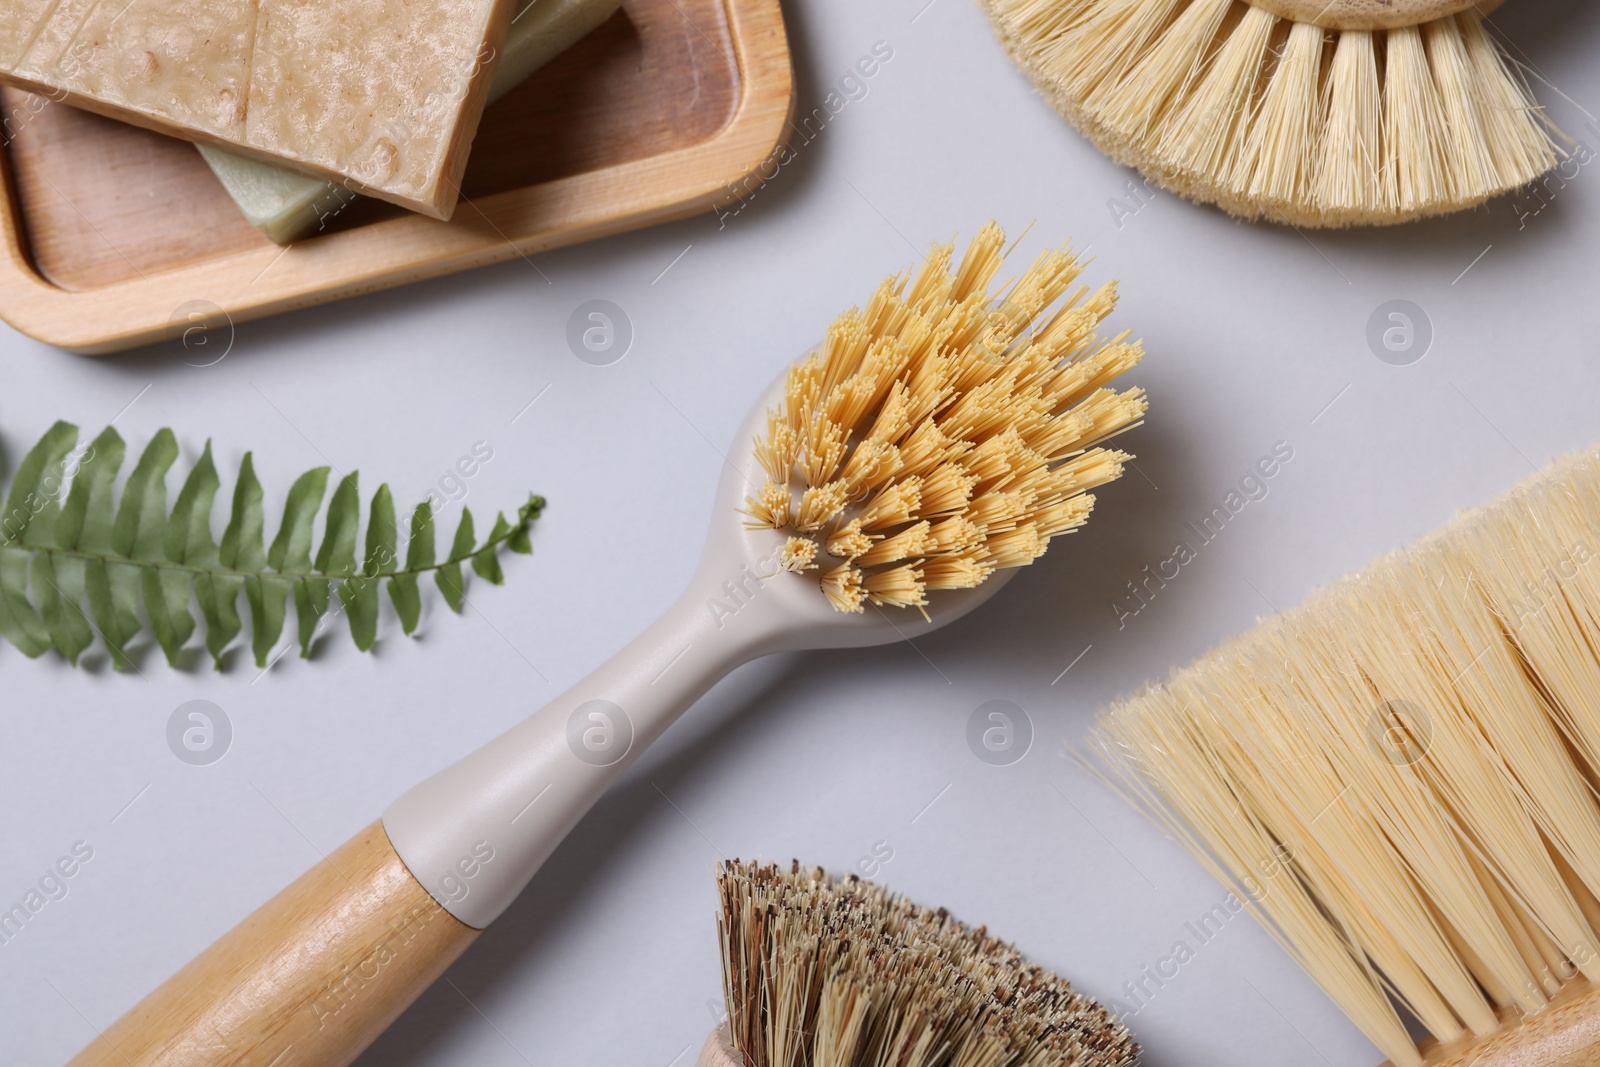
xmin=145 ymin=439 xmax=220 ymax=665
xmin=390 ymin=502 xmax=432 ymax=635
xmin=437 ymin=508 xmax=475 ymax=612
xmin=0 ymin=425 xmax=542 ymax=671
xmin=340 ymin=483 xmax=395 ymax=652
xmin=199 ymin=450 xmax=255 ymax=668
xmin=0 ymin=420 xmax=78 ymax=656
xmin=472 ymin=513 xmax=511 ymax=585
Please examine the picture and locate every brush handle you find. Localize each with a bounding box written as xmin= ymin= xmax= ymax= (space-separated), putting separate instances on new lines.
xmin=1406 ymin=978 xmax=1600 ymax=1067
xmin=383 ymin=573 xmax=779 ymax=928
xmin=1246 ymin=0 xmax=1504 ymax=30
xmin=64 ymin=821 xmax=476 ymax=1067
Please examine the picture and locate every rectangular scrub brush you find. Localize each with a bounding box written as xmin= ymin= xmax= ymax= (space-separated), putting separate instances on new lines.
xmin=1094 ymin=445 xmax=1600 ymax=1066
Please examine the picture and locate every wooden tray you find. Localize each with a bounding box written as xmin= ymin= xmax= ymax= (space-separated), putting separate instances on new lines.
xmin=0 ymin=0 xmax=792 ymax=354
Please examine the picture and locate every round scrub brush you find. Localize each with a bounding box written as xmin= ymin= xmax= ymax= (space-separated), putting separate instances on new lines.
xmin=64 ymin=223 xmax=1146 ymax=1067
xmin=980 ymin=0 xmax=1558 ymax=227
xmin=696 ymin=860 xmax=1139 ymax=1067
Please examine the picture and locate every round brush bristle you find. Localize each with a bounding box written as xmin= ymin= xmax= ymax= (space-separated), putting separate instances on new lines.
xmin=715 ymin=859 xmax=1139 ymax=1067
xmin=744 ymin=222 xmax=1146 ymax=613
xmin=980 ymin=0 xmax=1557 ymax=227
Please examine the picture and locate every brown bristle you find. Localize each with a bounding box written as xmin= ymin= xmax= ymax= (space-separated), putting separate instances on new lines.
xmin=978 ymin=1 xmax=1557 ymax=227
xmin=1093 ymin=446 xmax=1600 ymax=1067
xmin=750 ymin=222 xmax=1145 ymax=612
xmin=715 ymin=860 xmax=1139 ymax=1067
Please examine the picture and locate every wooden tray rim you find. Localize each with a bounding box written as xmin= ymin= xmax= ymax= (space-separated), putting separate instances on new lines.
xmin=0 ymin=0 xmax=792 ymax=355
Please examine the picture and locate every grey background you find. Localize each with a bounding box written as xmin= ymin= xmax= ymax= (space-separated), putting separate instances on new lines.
xmin=2 ymin=1 xmax=1597 ymax=1064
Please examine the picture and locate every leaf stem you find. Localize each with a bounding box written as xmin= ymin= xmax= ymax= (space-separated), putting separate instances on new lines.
xmin=0 ymin=517 xmax=531 ymax=583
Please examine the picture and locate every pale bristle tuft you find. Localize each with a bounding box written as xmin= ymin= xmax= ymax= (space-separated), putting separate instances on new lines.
xmin=978 ymin=1 xmax=1557 ymax=227
xmin=716 ymin=860 xmax=1138 ymax=1067
xmin=779 ymin=536 xmax=818 ymax=573
xmin=819 ymin=562 xmax=865 ymax=613
xmin=751 ymin=223 xmax=1144 ymax=612
xmin=1092 ymin=445 xmax=1600 ymax=1067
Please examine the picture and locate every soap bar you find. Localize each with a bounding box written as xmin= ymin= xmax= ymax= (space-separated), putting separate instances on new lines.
xmin=199 ymin=0 xmax=621 ymax=244
xmin=0 ymin=0 xmax=516 ymax=218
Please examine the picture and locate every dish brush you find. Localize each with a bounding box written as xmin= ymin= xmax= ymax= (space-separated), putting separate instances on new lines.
xmin=695 ymin=860 xmax=1139 ymax=1067
xmin=1095 ymin=445 xmax=1600 ymax=1066
xmin=980 ymin=0 xmax=1557 ymax=227
xmin=64 ymin=221 xmax=1147 ymax=1067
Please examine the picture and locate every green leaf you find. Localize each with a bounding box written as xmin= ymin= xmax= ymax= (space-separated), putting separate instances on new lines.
xmin=436 ymin=508 xmax=475 ymax=613
xmin=60 ymin=427 xmax=126 ymax=551
xmin=200 ymin=451 xmax=261 ymax=668
xmin=165 ymin=441 xmax=220 ymax=566
xmin=0 ymin=546 xmax=48 ymax=657
xmin=405 ymin=502 xmax=436 ymax=572
xmin=316 ymin=471 xmax=360 ymax=577
xmin=472 ymin=513 xmax=511 ymax=585
xmin=341 ymin=484 xmax=396 ymax=653
xmin=508 ymin=494 xmax=544 ymax=555
xmin=32 ymin=553 xmax=92 ymax=664
xmin=143 ymin=567 xmax=195 ymax=667
xmin=139 ymin=440 xmax=222 ymax=667
xmin=389 ymin=502 xmax=433 ymax=636
xmin=365 ymin=484 xmax=397 ymax=576
xmin=219 ymin=453 xmax=266 ymax=571
xmin=1 ymin=419 xmax=76 ymax=544
xmin=0 ymin=421 xmax=77 ymax=656
xmin=247 ymin=575 xmax=289 ymax=668
xmin=295 ymin=578 xmax=330 ymax=657
xmin=113 ymin=429 xmax=179 ymax=561
xmin=339 ymin=575 xmax=379 ymax=652
xmin=267 ymin=466 xmax=330 ymax=573
xmin=85 ymin=560 xmax=138 ymax=670
xmin=66 ymin=428 xmax=136 ymax=669
xmin=0 ymin=423 xmax=542 ymax=670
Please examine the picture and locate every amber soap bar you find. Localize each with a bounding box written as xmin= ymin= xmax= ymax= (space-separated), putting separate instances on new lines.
xmin=0 ymin=0 xmax=515 ymax=218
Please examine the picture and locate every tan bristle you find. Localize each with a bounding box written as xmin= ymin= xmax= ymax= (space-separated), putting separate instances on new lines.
xmin=741 ymin=480 xmax=791 ymax=529
xmin=979 ymin=0 xmax=1557 ymax=227
xmin=919 ymin=461 xmax=981 ymax=515
xmin=795 ymin=481 xmax=849 ymax=532
xmin=824 ymin=519 xmax=876 ymax=560
xmin=1092 ymin=445 xmax=1600 ymax=1067
xmin=983 ymin=523 xmax=1047 ymax=567
xmin=862 ymin=562 xmax=927 ymax=609
xmin=749 ymin=224 xmax=1143 ymax=612
xmin=716 ymin=860 xmax=1138 ymax=1067
xmin=928 ymin=515 xmax=986 ymax=554
xmin=857 ymin=478 xmax=923 ymax=530
xmin=819 ymin=562 xmax=865 ymax=613
xmin=855 ymin=521 xmax=935 ymax=568
xmin=751 ymin=415 xmax=791 ymax=483
xmin=779 ymin=536 xmax=818 ymax=573
xmin=922 ymin=555 xmax=994 ymax=590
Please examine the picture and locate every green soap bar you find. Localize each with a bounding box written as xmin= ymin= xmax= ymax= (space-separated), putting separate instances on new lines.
xmin=198 ymin=0 xmax=621 ymax=245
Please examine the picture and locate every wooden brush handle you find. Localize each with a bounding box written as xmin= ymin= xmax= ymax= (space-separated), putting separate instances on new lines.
xmin=65 ymin=821 xmax=478 ymax=1067
xmin=1404 ymin=978 xmax=1600 ymax=1067
xmin=1247 ymin=0 xmax=1505 ymax=30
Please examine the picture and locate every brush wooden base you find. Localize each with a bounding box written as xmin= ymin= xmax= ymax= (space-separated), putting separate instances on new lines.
xmin=696 ymin=1022 xmax=740 ymax=1067
xmin=65 ymin=821 xmax=477 ymax=1067
xmin=1247 ymin=0 xmax=1504 ymax=31
xmin=1390 ymin=978 xmax=1600 ymax=1067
